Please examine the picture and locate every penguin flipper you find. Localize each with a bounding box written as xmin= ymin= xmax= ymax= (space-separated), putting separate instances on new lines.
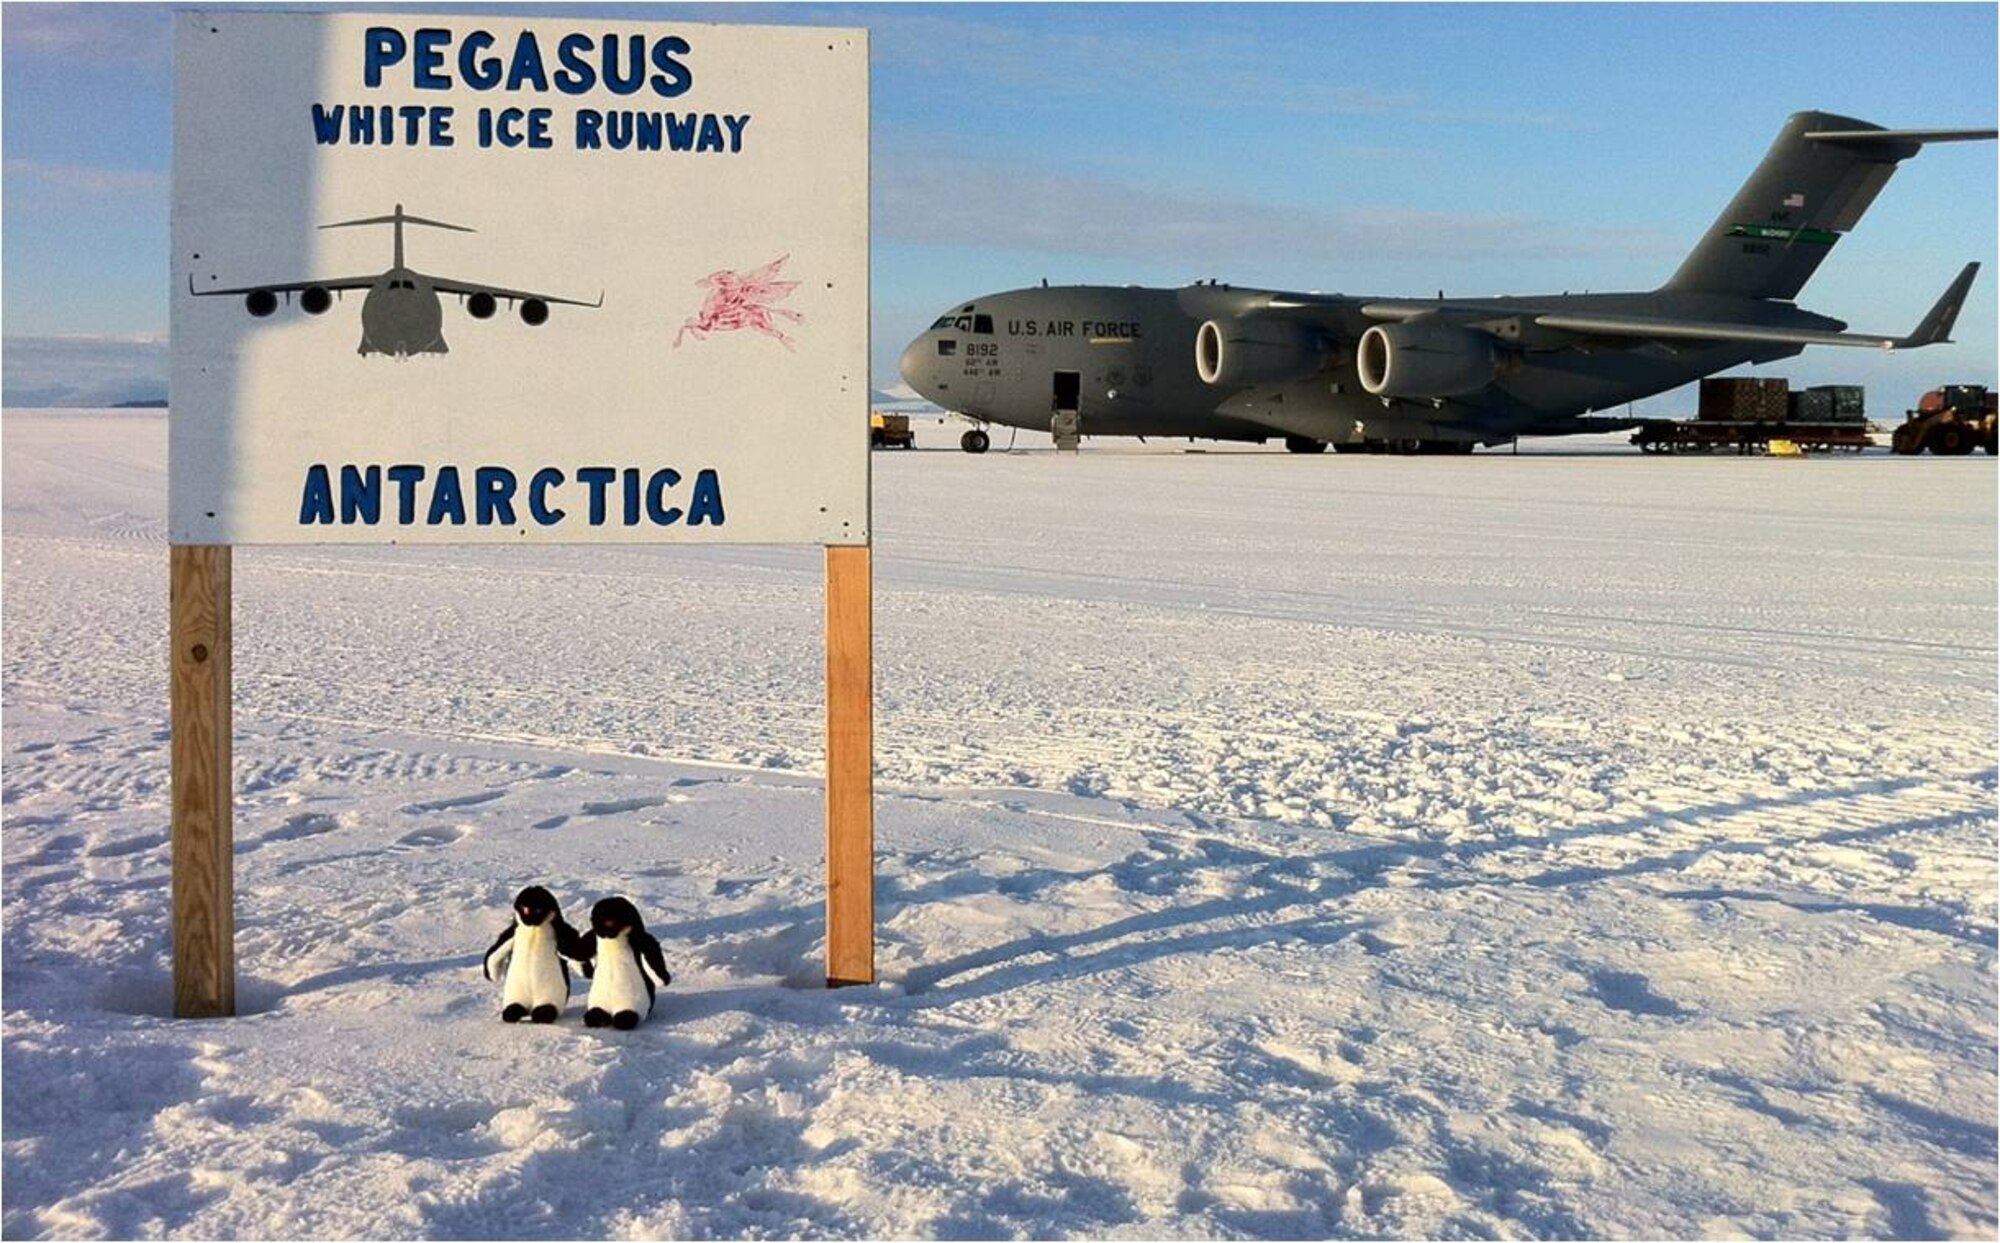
xmin=635 ymin=931 xmax=672 ymax=990
xmin=482 ymin=926 xmax=516 ymax=982
xmin=555 ymin=917 xmax=592 ymax=964
xmin=574 ymin=931 xmax=598 ymax=979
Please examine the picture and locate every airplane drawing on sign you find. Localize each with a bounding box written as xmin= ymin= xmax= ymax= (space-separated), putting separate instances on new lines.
xmin=188 ymin=203 xmax=603 ymax=357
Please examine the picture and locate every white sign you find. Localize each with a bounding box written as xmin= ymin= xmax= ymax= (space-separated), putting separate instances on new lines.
xmin=171 ymin=12 xmax=868 ymax=544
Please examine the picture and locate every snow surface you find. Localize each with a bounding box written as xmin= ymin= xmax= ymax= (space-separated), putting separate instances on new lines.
xmin=3 ymin=409 xmax=1995 ymax=1240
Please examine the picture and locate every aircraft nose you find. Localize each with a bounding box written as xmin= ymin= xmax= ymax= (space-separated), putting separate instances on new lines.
xmin=898 ymin=335 xmax=934 ymax=400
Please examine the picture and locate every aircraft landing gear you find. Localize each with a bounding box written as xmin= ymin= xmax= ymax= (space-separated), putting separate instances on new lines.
xmin=961 ymin=428 xmax=991 ymax=454
xmin=1284 ymin=435 xmax=1328 ymax=454
xmin=1362 ymin=438 xmax=1477 ymax=455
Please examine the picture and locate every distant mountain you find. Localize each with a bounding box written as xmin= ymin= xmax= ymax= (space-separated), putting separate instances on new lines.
xmin=114 ymin=398 xmax=170 ymax=408
xmin=3 ymin=335 xmax=167 ymax=407
xmin=870 ymin=382 xmax=944 ymax=415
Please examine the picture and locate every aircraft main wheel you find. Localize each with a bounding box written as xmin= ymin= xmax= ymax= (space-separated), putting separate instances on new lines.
xmin=961 ymin=429 xmax=991 ymax=454
xmin=1284 ymin=435 xmax=1328 ymax=455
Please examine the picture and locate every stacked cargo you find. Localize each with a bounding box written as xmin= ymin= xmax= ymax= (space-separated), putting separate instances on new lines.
xmin=1636 ymin=376 xmax=1875 ymax=453
xmin=1699 ymin=377 xmax=1790 ymax=421
xmin=1785 ymin=385 xmax=1865 ymax=423
xmin=1787 ymin=389 xmax=1833 ymax=422
xmin=1807 ymin=384 xmax=1865 ymax=424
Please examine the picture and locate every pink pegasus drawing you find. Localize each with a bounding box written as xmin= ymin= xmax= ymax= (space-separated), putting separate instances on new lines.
xmin=674 ymin=255 xmax=803 ymax=350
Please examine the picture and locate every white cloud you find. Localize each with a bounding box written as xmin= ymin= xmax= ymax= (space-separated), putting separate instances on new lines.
xmin=874 ymin=153 xmax=1680 ymax=267
xmin=861 ymin=11 xmax=1422 ymax=117
xmin=2 ymin=3 xmax=171 ymax=69
xmin=4 ymin=160 xmax=167 ymax=197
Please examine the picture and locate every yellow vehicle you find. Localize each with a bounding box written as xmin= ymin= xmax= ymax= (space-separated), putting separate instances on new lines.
xmin=1890 ymin=386 xmax=1997 ymax=455
xmin=870 ymin=411 xmax=915 ymax=449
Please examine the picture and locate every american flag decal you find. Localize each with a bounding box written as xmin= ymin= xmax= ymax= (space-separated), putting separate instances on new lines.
xmin=1783 ymin=192 xmax=1806 ymax=208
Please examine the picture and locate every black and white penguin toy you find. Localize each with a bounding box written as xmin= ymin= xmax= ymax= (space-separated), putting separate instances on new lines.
xmin=482 ymin=885 xmax=587 ymax=1024
xmin=578 ymin=896 xmax=672 ymax=1030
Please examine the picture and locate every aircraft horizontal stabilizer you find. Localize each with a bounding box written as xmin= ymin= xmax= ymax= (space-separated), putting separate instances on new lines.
xmin=1804 ymin=127 xmax=1998 ymax=146
xmin=320 ymin=209 xmax=474 ymax=234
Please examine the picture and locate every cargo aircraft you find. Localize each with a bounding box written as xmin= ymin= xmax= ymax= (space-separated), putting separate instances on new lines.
xmin=899 ymin=112 xmax=1994 ymax=453
xmin=188 ymin=203 xmax=601 ymax=357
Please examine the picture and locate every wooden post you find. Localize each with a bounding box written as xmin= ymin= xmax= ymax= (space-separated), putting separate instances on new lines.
xmin=171 ymin=544 xmax=235 ymax=1017
xmin=825 ymin=543 xmax=874 ymax=986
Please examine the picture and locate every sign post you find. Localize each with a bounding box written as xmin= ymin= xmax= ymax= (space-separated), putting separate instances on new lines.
xmin=170 ymin=545 xmax=234 ymax=1018
xmin=825 ymin=545 xmax=874 ymax=986
xmin=170 ymin=11 xmax=871 ymax=1015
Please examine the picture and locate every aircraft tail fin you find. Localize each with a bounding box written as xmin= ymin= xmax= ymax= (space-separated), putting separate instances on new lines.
xmin=1664 ymin=111 xmax=1995 ymax=302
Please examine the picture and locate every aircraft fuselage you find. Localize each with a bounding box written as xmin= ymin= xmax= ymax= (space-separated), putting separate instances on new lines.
xmin=899 ymin=284 xmax=1813 ymax=449
xmin=360 ymin=267 xmax=447 ymax=357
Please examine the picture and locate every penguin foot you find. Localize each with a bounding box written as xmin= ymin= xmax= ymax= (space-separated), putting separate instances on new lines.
xmin=501 ymin=1004 xmax=529 ymax=1023
xmin=584 ymin=1007 xmax=611 ymax=1028
xmin=529 ymin=1004 xmax=560 ymax=1024
xmin=613 ymin=1011 xmax=640 ymax=1031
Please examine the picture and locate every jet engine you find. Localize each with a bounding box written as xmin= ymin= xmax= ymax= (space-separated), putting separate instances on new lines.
xmin=467 ymin=292 xmax=498 ymax=320
xmin=1195 ymin=317 xmax=1323 ymax=386
xmin=520 ymin=298 xmax=549 ymax=326
xmin=300 ymin=286 xmax=332 ymax=315
xmin=244 ymin=289 xmax=278 ymax=318
xmin=1356 ymin=320 xmax=1500 ymax=399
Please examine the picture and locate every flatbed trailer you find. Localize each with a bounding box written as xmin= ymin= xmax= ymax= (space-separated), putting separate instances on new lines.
xmin=1631 ymin=420 xmax=1873 ymax=454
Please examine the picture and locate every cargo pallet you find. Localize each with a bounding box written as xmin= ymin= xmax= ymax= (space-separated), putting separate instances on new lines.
xmin=1631 ymin=420 xmax=1873 ymax=454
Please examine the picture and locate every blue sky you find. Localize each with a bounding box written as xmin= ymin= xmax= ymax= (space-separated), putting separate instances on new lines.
xmin=4 ymin=2 xmax=1994 ymax=407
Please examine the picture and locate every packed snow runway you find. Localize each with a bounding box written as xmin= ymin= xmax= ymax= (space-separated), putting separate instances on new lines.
xmin=4 ymin=410 xmax=1995 ymax=1239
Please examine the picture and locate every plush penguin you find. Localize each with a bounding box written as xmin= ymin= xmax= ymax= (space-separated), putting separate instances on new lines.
xmin=482 ymin=885 xmax=587 ymax=1023
xmin=577 ymin=896 xmax=672 ymax=1030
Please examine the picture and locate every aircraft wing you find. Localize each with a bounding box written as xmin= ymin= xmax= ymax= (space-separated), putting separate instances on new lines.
xmin=1359 ymin=261 xmax=1980 ymax=352
xmin=1526 ymin=313 xmax=1910 ymax=351
xmin=188 ymin=274 xmax=378 ymax=297
xmin=424 ymin=275 xmax=603 ymax=308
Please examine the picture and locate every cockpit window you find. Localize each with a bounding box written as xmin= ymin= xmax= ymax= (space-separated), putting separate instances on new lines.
xmin=930 ymin=313 xmax=995 ymax=335
xmin=973 ymin=314 xmax=994 ymax=334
